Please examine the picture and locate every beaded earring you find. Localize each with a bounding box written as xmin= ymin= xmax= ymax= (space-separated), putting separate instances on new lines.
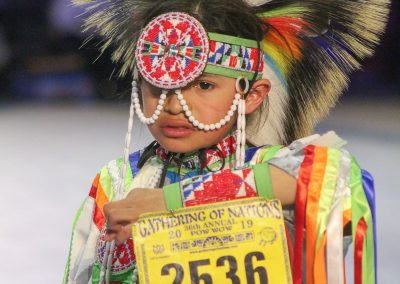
xmin=235 ymin=76 xmax=250 ymax=169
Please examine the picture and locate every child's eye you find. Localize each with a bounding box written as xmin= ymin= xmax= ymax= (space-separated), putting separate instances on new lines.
xmin=195 ymin=81 xmax=214 ymax=90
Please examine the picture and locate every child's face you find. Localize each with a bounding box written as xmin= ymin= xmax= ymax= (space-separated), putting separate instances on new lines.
xmin=141 ymin=73 xmax=238 ymax=153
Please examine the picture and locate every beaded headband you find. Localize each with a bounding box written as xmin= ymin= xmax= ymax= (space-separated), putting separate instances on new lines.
xmin=135 ymin=12 xmax=264 ymax=89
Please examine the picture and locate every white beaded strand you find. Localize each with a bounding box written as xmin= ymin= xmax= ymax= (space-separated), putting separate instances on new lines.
xmin=101 ymin=79 xmax=137 ymax=284
xmin=105 ymin=241 xmax=116 ymax=284
xmin=238 ymin=99 xmax=247 ymax=167
xmin=116 ymin=80 xmax=137 ymax=199
xmin=235 ymin=100 xmax=244 ymax=168
xmin=176 ymin=89 xmax=241 ymax=131
xmin=99 ymin=241 xmax=111 ymax=284
xmin=133 ymin=87 xmax=166 ymax=125
xmin=234 ymin=76 xmax=249 ymax=169
xmin=146 ymin=163 xmax=163 ymax=188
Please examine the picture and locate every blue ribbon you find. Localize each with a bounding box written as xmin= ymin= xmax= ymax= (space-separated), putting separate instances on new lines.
xmin=362 ymin=169 xmax=377 ymax=284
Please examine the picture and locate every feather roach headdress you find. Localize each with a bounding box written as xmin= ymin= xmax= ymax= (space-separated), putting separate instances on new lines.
xmin=73 ymin=0 xmax=390 ymax=146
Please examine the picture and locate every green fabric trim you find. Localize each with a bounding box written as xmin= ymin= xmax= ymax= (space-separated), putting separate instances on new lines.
xmin=350 ymin=157 xmax=375 ymax=283
xmin=260 ymin=145 xmax=283 ymax=163
xmin=252 ymin=145 xmax=283 ymax=200
xmin=163 ymin=182 xmax=184 ymax=210
xmin=116 ymin=157 xmax=134 ymax=193
xmin=100 ymin=166 xmax=115 ymax=200
xmin=204 ymin=64 xmax=262 ymax=80
xmin=92 ymin=262 xmax=133 ymax=284
xmin=208 ymin=32 xmax=258 ymax=48
xmin=253 ymin=163 xmax=274 ymax=200
xmin=62 ymin=198 xmax=88 ymax=283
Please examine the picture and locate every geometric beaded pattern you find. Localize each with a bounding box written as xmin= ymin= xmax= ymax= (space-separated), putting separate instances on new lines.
xmin=208 ymin=40 xmax=264 ymax=75
xmin=96 ymin=225 xmax=136 ymax=274
xmin=135 ymin=12 xmax=209 ymax=89
xmin=135 ymin=12 xmax=264 ymax=89
xmin=182 ymin=168 xmax=257 ymax=207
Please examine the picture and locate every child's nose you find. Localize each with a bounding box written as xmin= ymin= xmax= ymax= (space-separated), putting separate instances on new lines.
xmin=163 ymin=90 xmax=187 ymax=115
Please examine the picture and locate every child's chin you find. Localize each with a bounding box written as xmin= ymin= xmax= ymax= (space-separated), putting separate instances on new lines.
xmin=162 ymin=143 xmax=197 ymax=153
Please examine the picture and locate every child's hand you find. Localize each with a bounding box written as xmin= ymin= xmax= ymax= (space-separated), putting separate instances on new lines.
xmin=103 ymin=188 xmax=166 ymax=244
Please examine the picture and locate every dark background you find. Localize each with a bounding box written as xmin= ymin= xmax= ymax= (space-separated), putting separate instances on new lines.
xmin=0 ymin=0 xmax=398 ymax=102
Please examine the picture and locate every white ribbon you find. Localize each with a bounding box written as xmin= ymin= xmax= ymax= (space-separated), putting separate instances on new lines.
xmin=326 ymin=150 xmax=351 ymax=284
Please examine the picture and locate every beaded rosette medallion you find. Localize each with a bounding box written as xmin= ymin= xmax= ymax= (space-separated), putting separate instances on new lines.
xmin=135 ymin=12 xmax=209 ymax=89
xmin=135 ymin=12 xmax=263 ymax=90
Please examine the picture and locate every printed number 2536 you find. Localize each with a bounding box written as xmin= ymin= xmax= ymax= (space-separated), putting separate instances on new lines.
xmin=161 ymin=251 xmax=268 ymax=284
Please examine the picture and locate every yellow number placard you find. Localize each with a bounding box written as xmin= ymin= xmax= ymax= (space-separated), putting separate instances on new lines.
xmin=132 ymin=198 xmax=292 ymax=284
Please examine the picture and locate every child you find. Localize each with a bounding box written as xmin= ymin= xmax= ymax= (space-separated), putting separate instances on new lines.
xmin=64 ymin=0 xmax=389 ymax=283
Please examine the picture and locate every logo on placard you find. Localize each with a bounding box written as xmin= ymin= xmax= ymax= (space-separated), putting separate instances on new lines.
xmin=153 ymin=244 xmax=165 ymax=255
xmin=259 ymin=227 xmax=277 ymax=246
xmin=203 ymin=236 xmax=224 ymax=248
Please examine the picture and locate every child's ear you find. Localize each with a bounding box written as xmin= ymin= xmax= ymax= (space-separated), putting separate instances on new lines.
xmin=245 ymin=79 xmax=271 ymax=114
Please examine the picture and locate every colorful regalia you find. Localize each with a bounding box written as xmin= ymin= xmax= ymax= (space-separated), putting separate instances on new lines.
xmin=64 ymin=0 xmax=390 ymax=283
xmin=64 ymin=132 xmax=376 ymax=283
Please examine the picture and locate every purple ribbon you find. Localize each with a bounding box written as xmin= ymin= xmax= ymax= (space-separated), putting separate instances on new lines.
xmin=361 ymin=169 xmax=377 ymax=284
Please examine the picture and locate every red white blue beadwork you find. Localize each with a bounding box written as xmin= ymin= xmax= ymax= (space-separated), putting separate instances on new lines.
xmin=96 ymin=225 xmax=136 ymax=273
xmin=135 ymin=12 xmax=209 ymax=89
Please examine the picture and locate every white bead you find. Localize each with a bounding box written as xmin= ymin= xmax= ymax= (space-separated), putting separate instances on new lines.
xmin=183 ymin=105 xmax=189 ymax=111
xmin=193 ymin=120 xmax=199 ymax=126
xmin=133 ymin=97 xmax=139 ymax=104
xmin=185 ymin=110 xmax=192 ymax=117
xmin=198 ymin=123 xmax=204 ymax=129
xmin=230 ymin=105 xmax=237 ymax=111
xmin=235 ymin=93 xmax=241 ymax=99
xmin=134 ymin=103 xmax=140 ymax=109
xmin=233 ymin=99 xmax=239 ymax=105
xmin=132 ymin=81 xmax=137 ymax=87
xmin=157 ymin=105 xmax=163 ymax=110
xmin=210 ymin=124 xmax=216 ymax=130
xmin=189 ymin=116 xmax=195 ymax=122
xmin=160 ymin=93 xmax=167 ymax=100
xmin=155 ymin=110 xmax=161 ymax=115
xmin=177 ymin=93 xmax=184 ymax=100
xmin=180 ymin=99 xmax=187 ymax=106
xmin=228 ymin=110 xmax=234 ymax=116
xmin=215 ymin=122 xmax=221 ymax=129
xmin=204 ymin=125 xmax=210 ymax=131
xmin=152 ymin=114 xmax=158 ymax=120
xmin=220 ymin=119 xmax=226 ymax=126
xmin=158 ymin=99 xmax=165 ymax=105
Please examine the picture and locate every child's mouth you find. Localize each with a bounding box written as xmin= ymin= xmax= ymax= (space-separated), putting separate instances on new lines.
xmin=160 ymin=121 xmax=195 ymax=138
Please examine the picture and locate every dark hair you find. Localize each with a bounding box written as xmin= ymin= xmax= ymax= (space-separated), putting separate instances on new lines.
xmin=138 ymin=0 xmax=267 ymax=42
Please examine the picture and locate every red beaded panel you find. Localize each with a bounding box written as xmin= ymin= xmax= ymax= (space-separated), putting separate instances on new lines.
xmin=135 ymin=12 xmax=209 ymax=89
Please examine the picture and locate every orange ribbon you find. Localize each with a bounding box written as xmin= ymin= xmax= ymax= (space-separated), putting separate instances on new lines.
xmin=293 ymin=145 xmax=315 ymax=284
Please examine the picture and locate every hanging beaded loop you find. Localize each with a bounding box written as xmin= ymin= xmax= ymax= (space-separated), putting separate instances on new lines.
xmin=132 ymin=81 xmax=166 ymax=125
xmin=234 ymin=76 xmax=249 ymax=168
xmin=176 ymin=89 xmax=240 ymax=131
